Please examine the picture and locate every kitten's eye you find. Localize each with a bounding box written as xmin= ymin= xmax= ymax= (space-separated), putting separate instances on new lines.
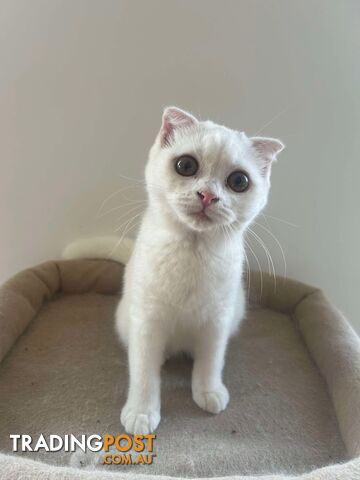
xmin=175 ymin=155 xmax=199 ymax=177
xmin=227 ymin=171 xmax=249 ymax=192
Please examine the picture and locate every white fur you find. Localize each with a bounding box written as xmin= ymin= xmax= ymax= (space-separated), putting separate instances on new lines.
xmin=63 ymin=107 xmax=284 ymax=434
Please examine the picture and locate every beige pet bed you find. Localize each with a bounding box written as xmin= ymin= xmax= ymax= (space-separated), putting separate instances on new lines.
xmin=0 ymin=259 xmax=360 ymax=479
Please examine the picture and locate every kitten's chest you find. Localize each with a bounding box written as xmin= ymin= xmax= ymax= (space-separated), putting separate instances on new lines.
xmin=137 ymin=238 xmax=242 ymax=310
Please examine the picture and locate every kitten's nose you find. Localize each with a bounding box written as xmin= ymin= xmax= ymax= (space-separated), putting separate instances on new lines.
xmin=197 ymin=190 xmax=219 ymax=209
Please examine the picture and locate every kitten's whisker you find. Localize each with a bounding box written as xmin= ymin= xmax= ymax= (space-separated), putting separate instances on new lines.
xmin=262 ymin=213 xmax=299 ymax=228
xmin=97 ymin=187 xmax=133 ymax=217
xmin=248 ymin=229 xmax=271 ymax=277
xmin=116 ymin=173 xmax=146 ymax=184
xmin=114 ymin=204 xmax=146 ymax=225
xmin=117 ymin=217 xmax=141 ymax=246
xmin=109 ymin=212 xmax=143 ymax=258
xmin=116 ymin=173 xmax=163 ymax=191
xmin=248 ymin=228 xmax=277 ymax=294
xmin=109 ymin=221 xmax=141 ymax=259
xmin=97 ymin=185 xmax=147 ymax=217
xmin=243 ymin=249 xmax=251 ymax=300
xmin=99 ymin=200 xmax=146 ymax=218
xmin=244 ymin=238 xmax=263 ymax=300
xmin=261 ymin=212 xmax=272 ymax=231
xmin=225 ymin=223 xmax=251 ymax=297
xmin=253 ymin=104 xmax=290 ymax=136
xmin=254 ymin=221 xmax=287 ymax=280
xmin=114 ymin=211 xmax=144 ymax=234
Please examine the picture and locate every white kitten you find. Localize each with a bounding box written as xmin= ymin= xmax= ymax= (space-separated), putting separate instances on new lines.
xmin=64 ymin=107 xmax=284 ymax=435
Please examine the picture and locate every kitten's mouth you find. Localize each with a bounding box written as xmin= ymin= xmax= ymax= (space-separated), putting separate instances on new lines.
xmin=189 ymin=210 xmax=212 ymax=222
xmin=176 ymin=205 xmax=219 ymax=230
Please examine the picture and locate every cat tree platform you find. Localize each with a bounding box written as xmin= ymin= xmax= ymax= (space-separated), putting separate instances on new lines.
xmin=0 ymin=259 xmax=359 ymax=479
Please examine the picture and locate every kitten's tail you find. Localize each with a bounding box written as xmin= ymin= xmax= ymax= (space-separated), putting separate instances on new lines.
xmin=62 ymin=236 xmax=134 ymax=265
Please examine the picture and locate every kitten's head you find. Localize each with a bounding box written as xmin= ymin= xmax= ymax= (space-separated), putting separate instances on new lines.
xmin=146 ymin=107 xmax=284 ymax=233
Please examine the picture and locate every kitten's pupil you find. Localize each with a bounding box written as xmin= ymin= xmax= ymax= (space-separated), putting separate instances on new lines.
xmin=227 ymin=171 xmax=249 ymax=192
xmin=175 ymin=155 xmax=199 ymax=177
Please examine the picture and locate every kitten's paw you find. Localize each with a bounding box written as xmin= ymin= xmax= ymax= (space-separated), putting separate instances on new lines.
xmin=120 ymin=404 xmax=160 ymax=434
xmin=192 ymin=383 xmax=229 ymax=414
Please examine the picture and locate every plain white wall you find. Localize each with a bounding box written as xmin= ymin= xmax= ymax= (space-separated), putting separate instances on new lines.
xmin=1 ymin=1 xmax=359 ymax=330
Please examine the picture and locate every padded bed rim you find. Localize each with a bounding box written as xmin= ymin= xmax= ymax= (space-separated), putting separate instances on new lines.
xmin=0 ymin=259 xmax=359 ymax=480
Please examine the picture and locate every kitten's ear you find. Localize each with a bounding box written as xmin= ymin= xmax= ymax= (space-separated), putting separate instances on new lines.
xmin=159 ymin=107 xmax=198 ymax=147
xmin=250 ymin=136 xmax=285 ymax=174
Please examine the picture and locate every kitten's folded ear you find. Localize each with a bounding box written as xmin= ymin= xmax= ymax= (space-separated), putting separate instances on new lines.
xmin=250 ymin=136 xmax=285 ymax=174
xmin=159 ymin=107 xmax=198 ymax=147
xmin=251 ymin=137 xmax=285 ymax=158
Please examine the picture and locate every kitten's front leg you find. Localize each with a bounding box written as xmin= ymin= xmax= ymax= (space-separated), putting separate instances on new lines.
xmin=121 ymin=318 xmax=165 ymax=434
xmin=192 ymin=322 xmax=230 ymax=414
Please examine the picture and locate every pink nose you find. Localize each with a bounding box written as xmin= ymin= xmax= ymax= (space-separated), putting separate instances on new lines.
xmin=197 ymin=190 xmax=219 ymax=209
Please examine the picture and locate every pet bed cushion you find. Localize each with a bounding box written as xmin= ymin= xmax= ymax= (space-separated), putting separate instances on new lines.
xmin=0 ymin=259 xmax=359 ymax=479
